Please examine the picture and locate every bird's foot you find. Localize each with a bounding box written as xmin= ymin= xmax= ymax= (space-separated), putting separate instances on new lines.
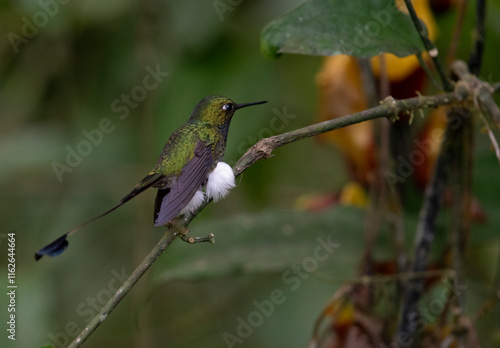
xmin=171 ymin=219 xmax=215 ymax=244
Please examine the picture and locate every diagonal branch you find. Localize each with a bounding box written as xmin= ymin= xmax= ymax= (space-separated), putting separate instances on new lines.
xmin=67 ymin=84 xmax=477 ymax=347
xmin=68 ymin=229 xmax=178 ymax=347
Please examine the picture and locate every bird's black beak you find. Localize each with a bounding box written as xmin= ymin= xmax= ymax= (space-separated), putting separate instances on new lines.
xmin=235 ymin=101 xmax=267 ymax=109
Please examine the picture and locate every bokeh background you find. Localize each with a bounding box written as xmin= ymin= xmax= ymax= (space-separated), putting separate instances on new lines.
xmin=1 ymin=0 xmax=500 ymax=347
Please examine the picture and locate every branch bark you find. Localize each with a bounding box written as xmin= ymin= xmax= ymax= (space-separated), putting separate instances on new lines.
xmin=234 ymin=91 xmax=459 ymax=175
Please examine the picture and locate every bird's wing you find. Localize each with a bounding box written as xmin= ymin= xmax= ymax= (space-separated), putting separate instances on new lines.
xmin=154 ymin=140 xmax=213 ymax=226
xmin=35 ymin=172 xmax=165 ymax=260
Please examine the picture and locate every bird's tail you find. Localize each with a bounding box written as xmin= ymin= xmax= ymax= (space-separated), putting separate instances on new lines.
xmin=34 ymin=201 xmax=128 ymax=260
xmin=35 ymin=172 xmax=165 ymax=261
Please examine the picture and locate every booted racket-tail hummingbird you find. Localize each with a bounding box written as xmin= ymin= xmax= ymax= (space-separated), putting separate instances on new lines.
xmin=35 ymin=95 xmax=267 ymax=260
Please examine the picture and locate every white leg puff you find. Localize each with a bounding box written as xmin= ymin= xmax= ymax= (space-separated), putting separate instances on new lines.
xmin=180 ymin=190 xmax=205 ymax=216
xmin=206 ymin=162 xmax=236 ymax=202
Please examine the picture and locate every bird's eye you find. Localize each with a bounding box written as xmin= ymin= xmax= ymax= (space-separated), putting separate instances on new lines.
xmin=222 ymin=103 xmax=234 ymax=112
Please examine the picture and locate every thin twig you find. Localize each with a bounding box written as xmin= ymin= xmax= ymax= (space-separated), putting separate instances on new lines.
xmin=388 ymin=197 xmax=406 ymax=275
xmin=234 ymin=91 xmax=461 ymax=175
xmin=493 ymin=82 xmax=500 ymax=93
xmin=403 ymin=0 xmax=454 ymax=92
xmin=478 ymin=111 xmax=500 ymax=164
xmin=468 ymin=0 xmax=486 ymax=75
xmin=357 ymin=58 xmax=379 ymax=107
xmin=312 ymin=268 xmax=456 ymax=286
xmin=359 ymin=54 xmax=389 ymax=275
xmin=309 ymin=285 xmax=352 ymax=348
xmin=446 ymin=0 xmax=469 ymax=68
xmin=394 ymin=106 xmax=457 ymax=343
xmin=448 ymin=106 xmax=472 ymax=346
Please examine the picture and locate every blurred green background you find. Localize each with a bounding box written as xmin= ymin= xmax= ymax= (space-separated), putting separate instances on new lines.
xmin=1 ymin=0 xmax=500 ymax=347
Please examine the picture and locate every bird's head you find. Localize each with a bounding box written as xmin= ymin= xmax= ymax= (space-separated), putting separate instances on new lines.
xmin=189 ymin=95 xmax=267 ymax=127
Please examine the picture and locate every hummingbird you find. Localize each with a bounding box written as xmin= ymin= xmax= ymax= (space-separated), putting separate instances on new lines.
xmin=35 ymin=95 xmax=267 ymax=260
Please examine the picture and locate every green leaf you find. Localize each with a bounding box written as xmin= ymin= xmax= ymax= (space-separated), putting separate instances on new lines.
xmin=261 ymin=0 xmax=426 ymax=59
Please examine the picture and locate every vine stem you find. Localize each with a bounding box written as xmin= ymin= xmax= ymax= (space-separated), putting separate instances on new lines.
xmin=403 ymin=0 xmax=454 ymax=92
